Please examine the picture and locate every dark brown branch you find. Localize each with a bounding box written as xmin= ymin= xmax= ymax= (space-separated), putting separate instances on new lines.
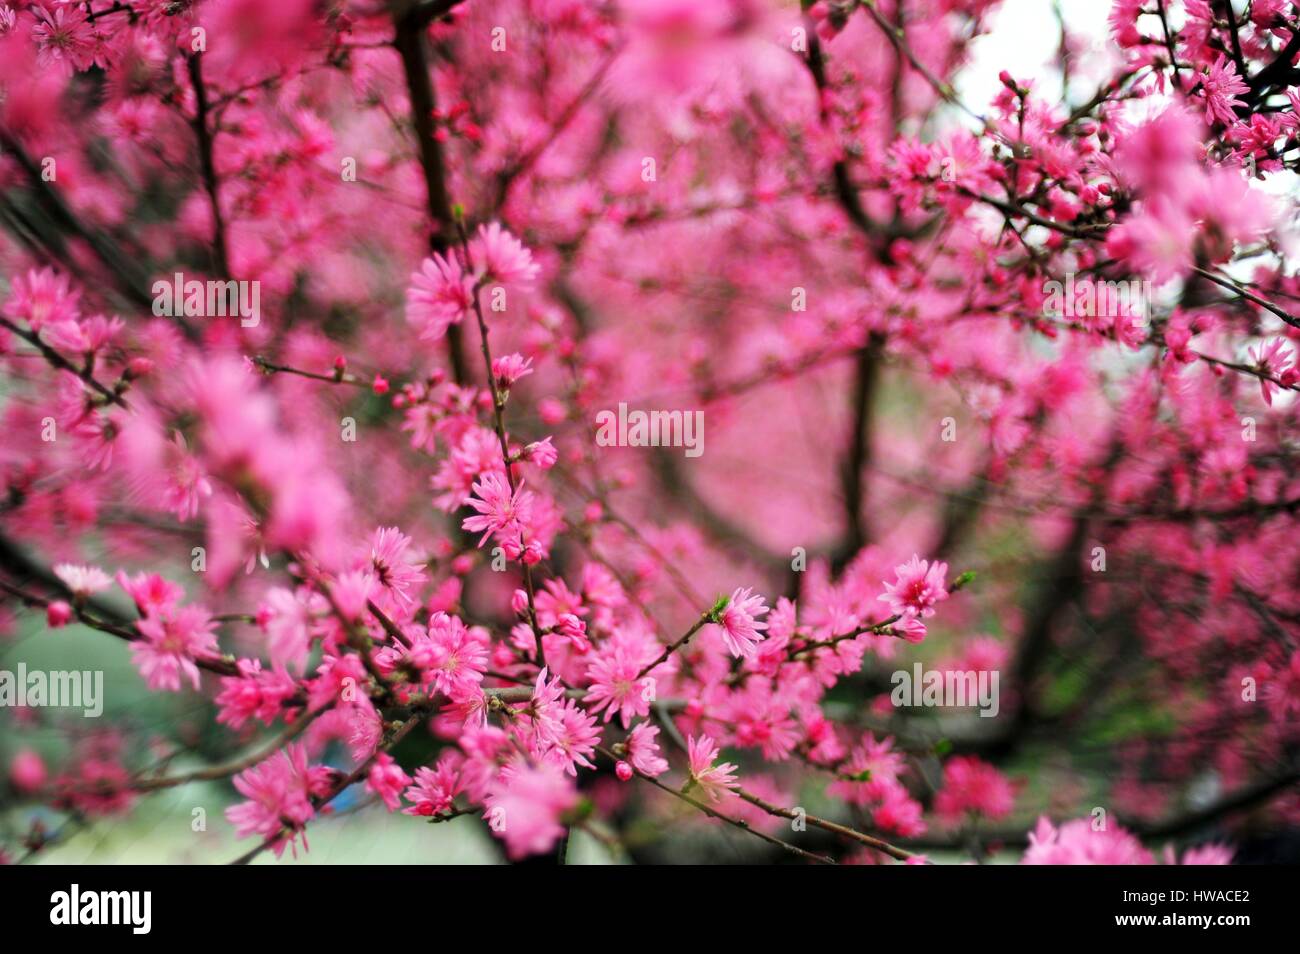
xmin=186 ymin=52 xmax=230 ymax=278
xmin=393 ymin=8 xmax=469 ymax=385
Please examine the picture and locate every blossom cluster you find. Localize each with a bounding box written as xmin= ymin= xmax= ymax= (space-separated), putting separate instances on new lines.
xmin=1 ymin=0 xmax=1297 ymax=866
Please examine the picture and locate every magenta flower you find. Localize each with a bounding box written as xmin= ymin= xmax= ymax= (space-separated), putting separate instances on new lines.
xmin=471 ymin=222 xmax=539 ymax=288
xmin=225 ymin=743 xmax=332 ymax=858
xmin=366 ymin=753 xmax=412 ymax=813
xmin=131 ymin=605 xmax=219 ymax=692
xmin=116 ymin=570 xmax=183 ymax=617
xmin=715 ymin=586 xmax=769 ymax=659
xmin=363 ymin=526 xmax=426 ymax=605
xmin=461 ymin=470 xmax=533 ymax=547
xmin=584 ymin=645 xmax=656 ymax=727
xmin=687 ymin=733 xmax=739 ymax=802
xmin=53 ymin=563 xmax=112 ymax=599
xmin=933 ymin=756 xmax=1016 ymax=823
xmin=1200 ymin=56 xmax=1249 ymax=127
xmin=878 ymin=555 xmax=949 ymax=619
xmin=625 ymin=722 xmax=669 ymax=778
xmin=406 ymin=252 xmax=474 ymax=341
xmin=482 ymin=761 xmax=577 ymax=860
xmin=1249 ymin=338 xmax=1295 ymax=407
xmin=1022 ymin=816 xmax=1153 ymax=865
xmin=491 ymin=352 xmax=534 ymax=388
xmin=402 ymin=753 xmax=464 ymax=817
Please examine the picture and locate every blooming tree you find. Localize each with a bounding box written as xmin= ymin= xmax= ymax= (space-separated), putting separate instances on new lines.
xmin=0 ymin=0 xmax=1297 ymax=865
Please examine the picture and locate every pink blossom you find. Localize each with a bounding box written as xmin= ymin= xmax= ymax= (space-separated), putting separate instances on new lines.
xmin=116 ymin=570 xmax=183 ymax=617
xmin=523 ymin=437 xmax=558 ymax=470
xmin=366 ymin=753 xmax=412 ymax=812
xmin=483 ymin=761 xmax=577 ymax=859
xmin=1248 ymin=339 xmax=1295 ymax=406
xmin=408 ymin=612 xmax=487 ymax=697
xmin=216 ymin=659 xmax=298 ymax=730
xmin=30 ymin=5 xmax=97 ymax=73
xmin=257 ymin=588 xmax=314 ymax=672
xmin=878 ymin=556 xmax=949 ymax=619
xmin=46 ymin=601 xmax=73 ymax=628
xmin=1022 ymin=816 xmax=1154 ymax=865
xmin=225 ymin=743 xmax=333 ymax=858
xmin=537 ymin=699 xmax=601 ymax=775
xmin=406 ymin=253 xmax=474 ymax=341
xmin=461 ymin=471 xmax=533 ymax=547
xmin=362 ymin=526 xmax=425 ymax=604
xmin=131 ymin=605 xmax=219 ymax=692
xmin=625 ymin=722 xmax=669 ymax=777
xmin=1200 ymin=56 xmax=1249 ymax=127
xmin=584 ymin=644 xmax=656 ymax=727
xmin=53 ymin=563 xmax=112 ymax=599
xmin=471 ymin=223 xmax=539 ymax=287
xmin=716 ymin=586 xmax=769 ymax=659
xmin=403 ymin=753 xmax=465 ymax=816
xmin=10 ymin=749 xmax=48 ymax=793
xmin=492 ymin=352 xmax=534 ymax=388
xmin=934 ymin=756 xmax=1016 ymax=823
xmin=687 ymin=733 xmax=739 ymax=802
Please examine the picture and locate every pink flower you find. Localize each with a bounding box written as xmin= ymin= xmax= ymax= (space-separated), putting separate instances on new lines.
xmin=362 ymin=526 xmax=425 ymax=604
xmin=471 ymin=222 xmax=539 ymax=288
xmin=403 ymin=752 xmax=465 ymax=816
xmin=53 ymin=563 xmax=112 ymax=599
xmin=45 ymin=313 xmax=123 ymax=355
xmin=873 ymin=783 xmax=927 ymax=837
xmin=330 ymin=570 xmax=376 ymax=622
xmin=933 ymin=756 xmax=1016 ymax=823
xmin=10 ymin=748 xmax=48 ymax=793
xmin=257 ymin=587 xmax=314 ymax=672
xmin=216 ymin=659 xmax=298 ymax=730
xmin=829 ymin=733 xmax=907 ymax=806
xmin=528 ymin=666 xmax=568 ymax=747
xmin=1022 ymin=816 xmax=1154 ymax=865
xmin=116 ymin=571 xmax=183 ymax=617
xmin=1177 ymin=843 xmax=1233 ymax=865
xmin=225 ymin=743 xmax=332 ymax=858
xmin=483 ymin=760 xmax=577 ymax=859
xmin=30 ymin=4 xmax=97 ymax=73
xmin=367 ymin=753 xmax=412 ymax=812
xmin=537 ymin=699 xmax=601 ymax=775
xmin=131 ymin=605 xmax=219 ymax=692
xmin=584 ymin=645 xmax=656 ymax=727
xmin=625 ymin=722 xmax=668 ymax=777
xmin=407 ymin=611 xmax=487 ymax=696
xmin=461 ymin=471 xmax=533 ymax=547
xmin=1106 ymin=201 xmax=1196 ymax=282
xmin=687 ymin=733 xmax=739 ymax=802
xmin=523 ymin=437 xmax=558 ymax=470
xmin=1248 ymin=338 xmax=1295 ymax=406
xmin=553 ymin=613 xmax=590 ymax=653
xmin=893 ymin=616 xmax=927 ymax=643
xmin=406 ymin=252 xmax=474 ymax=341
xmin=716 ymin=586 xmax=769 ymax=659
xmin=1200 ymin=56 xmax=1249 ymax=127
xmin=878 ymin=555 xmax=949 ymax=619
xmin=46 ymin=601 xmax=73 ymax=628
xmin=492 ymin=353 xmax=534 ymax=388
